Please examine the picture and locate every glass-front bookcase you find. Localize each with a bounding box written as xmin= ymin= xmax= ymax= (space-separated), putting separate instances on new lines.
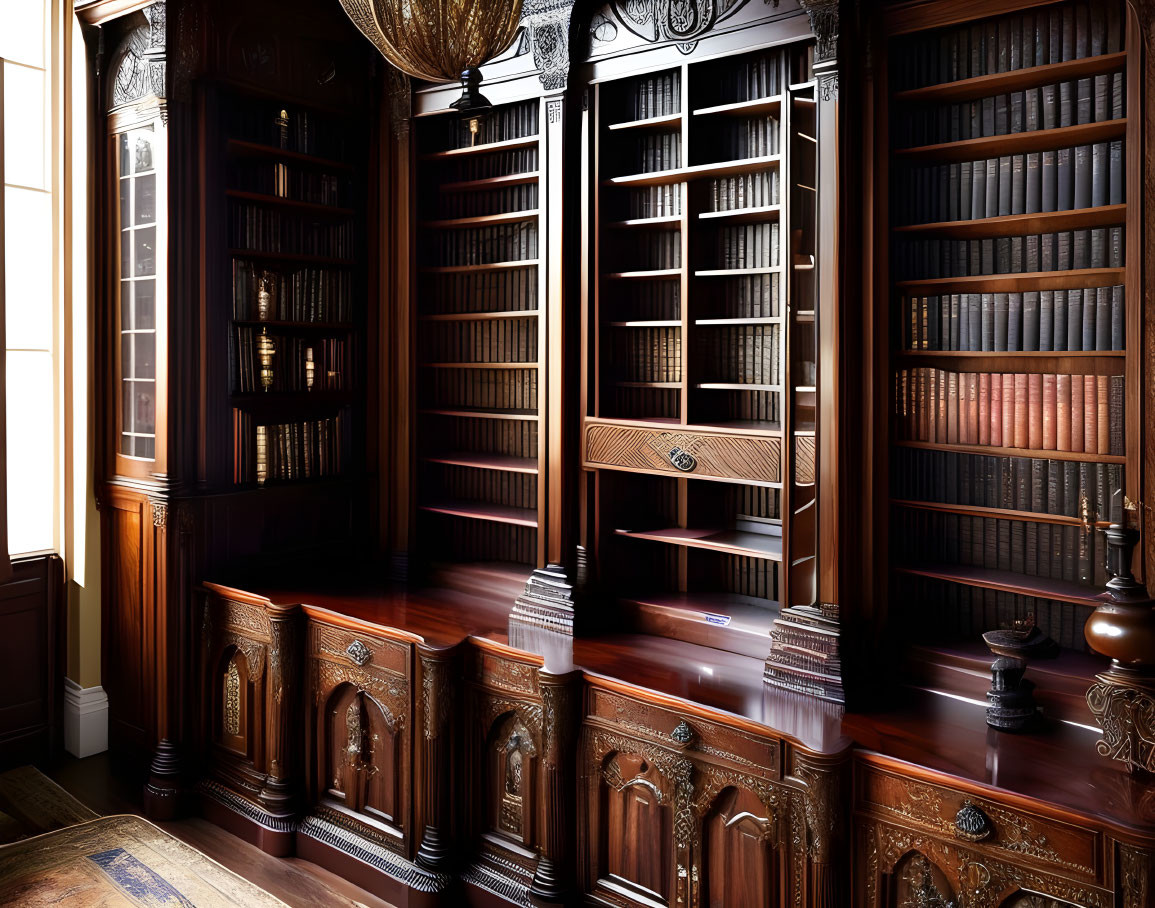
xmin=113 ymin=116 xmax=167 ymax=478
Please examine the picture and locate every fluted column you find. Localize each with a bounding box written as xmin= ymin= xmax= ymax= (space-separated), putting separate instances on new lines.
xmin=258 ymin=603 xmax=300 ymax=818
xmin=528 ymin=669 xmax=579 ymax=905
xmin=417 ymin=648 xmax=455 ymax=870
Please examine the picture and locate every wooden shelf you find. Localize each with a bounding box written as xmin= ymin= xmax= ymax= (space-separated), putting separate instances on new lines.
xmin=613 ymin=380 xmax=682 ymax=388
xmin=419 ymin=135 xmax=538 ymax=160
xmin=890 ymin=498 xmax=1107 ymax=529
xmin=694 ymin=316 xmax=781 ymax=325
xmin=896 ymin=268 xmax=1126 ymax=295
xmin=895 ymin=563 xmax=1107 ymax=607
xmin=894 ymin=439 xmax=1126 ymax=465
xmin=229 ymin=249 xmax=355 ymax=266
xmin=607 ymin=113 xmax=682 ymax=131
xmin=604 ymin=155 xmax=781 ymax=188
xmin=419 ymin=408 xmax=538 ymax=421
xmin=419 ymin=309 xmax=539 ymax=322
xmin=608 ymin=320 xmax=681 ymax=327
xmin=693 ymin=419 xmax=782 ymax=434
xmin=691 ymin=96 xmax=782 ymax=118
xmin=232 ymin=319 xmax=353 ymax=331
xmin=606 ymin=215 xmax=682 ymax=229
xmin=225 ymin=190 xmax=354 ymax=218
xmin=421 ymin=361 xmax=538 ymax=369
xmin=695 ymin=382 xmax=781 ymax=391
xmin=699 ymin=205 xmax=781 ymax=223
xmin=893 ymin=52 xmax=1128 ymax=105
xmin=419 ymin=209 xmax=538 ymax=229
xmin=615 ymin=526 xmax=783 ymax=560
xmin=895 ymin=119 xmax=1127 ymax=163
xmin=896 ymin=350 xmax=1125 ymax=376
xmin=603 ymin=269 xmax=682 ymax=280
xmin=419 ymin=259 xmax=539 ymax=274
xmin=695 ymin=267 xmax=782 ymax=277
xmin=422 ymin=452 xmax=538 ymax=474
xmin=227 ymin=139 xmax=353 ymax=172
xmin=231 ymin=391 xmax=351 ymax=404
xmin=439 ymin=171 xmax=539 ymax=193
xmin=420 ymin=500 xmax=538 ymax=528
xmin=893 ymin=204 xmax=1127 ymax=239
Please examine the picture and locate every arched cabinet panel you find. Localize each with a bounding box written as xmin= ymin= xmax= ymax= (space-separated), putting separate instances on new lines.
xmin=701 ymin=786 xmax=780 ymax=907
xmin=599 ymin=752 xmax=674 ymax=904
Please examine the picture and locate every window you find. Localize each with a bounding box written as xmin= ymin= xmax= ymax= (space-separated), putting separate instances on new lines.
xmin=1 ymin=0 xmax=57 ymax=557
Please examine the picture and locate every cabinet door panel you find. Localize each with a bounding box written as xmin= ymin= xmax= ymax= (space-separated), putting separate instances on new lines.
xmin=702 ymin=786 xmax=778 ymax=908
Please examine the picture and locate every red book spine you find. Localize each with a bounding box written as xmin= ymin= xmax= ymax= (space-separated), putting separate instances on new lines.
xmin=1028 ymin=373 xmax=1043 ymax=450
xmin=1057 ymin=374 xmax=1072 ymax=450
xmin=1070 ymin=374 xmax=1085 ymax=453
xmin=1084 ymin=375 xmax=1098 ymax=455
xmin=990 ymin=374 xmax=1003 ymax=446
xmin=967 ymin=373 xmax=979 ymax=445
xmin=1042 ymin=373 xmax=1057 ymax=450
xmin=978 ymin=373 xmax=990 ymax=446
xmin=1097 ymin=374 xmax=1110 ymax=455
xmin=1002 ymin=373 xmax=1015 ymax=449
xmin=947 ymin=371 xmax=958 ymax=444
xmin=1013 ymin=374 xmax=1029 ymax=448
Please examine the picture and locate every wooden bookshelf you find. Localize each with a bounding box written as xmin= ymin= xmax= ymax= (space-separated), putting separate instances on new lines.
xmin=584 ymin=43 xmax=819 ymax=651
xmin=882 ymin=0 xmax=1138 ymax=656
xmin=414 ymin=98 xmax=544 ymax=567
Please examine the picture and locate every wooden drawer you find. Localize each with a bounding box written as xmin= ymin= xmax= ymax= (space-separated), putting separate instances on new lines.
xmin=307 ymin=620 xmax=410 ymax=680
xmin=855 ymin=761 xmax=1102 ymax=883
xmin=583 ymin=420 xmax=781 ymax=484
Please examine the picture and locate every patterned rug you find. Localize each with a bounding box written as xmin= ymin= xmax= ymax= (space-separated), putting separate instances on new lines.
xmin=0 ymin=814 xmax=289 ymax=906
xmin=0 ymin=765 xmax=97 ymax=844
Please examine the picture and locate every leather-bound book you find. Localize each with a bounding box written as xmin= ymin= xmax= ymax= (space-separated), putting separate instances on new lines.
xmin=1028 ymin=373 xmax=1043 ymax=449
xmin=1056 ymin=373 xmax=1072 ymax=451
xmin=990 ymin=373 xmax=1003 ymax=446
xmin=1070 ymin=372 xmax=1084 ymax=453
xmin=1013 ymin=373 xmax=1029 ymax=448
xmin=1042 ymin=373 xmax=1057 ymax=450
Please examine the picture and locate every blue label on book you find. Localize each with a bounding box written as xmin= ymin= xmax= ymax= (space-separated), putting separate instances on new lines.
xmin=704 ymin=613 xmax=731 ymax=627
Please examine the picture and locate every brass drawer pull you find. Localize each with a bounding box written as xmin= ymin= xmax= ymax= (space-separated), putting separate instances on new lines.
xmin=954 ymin=801 xmax=993 ymax=842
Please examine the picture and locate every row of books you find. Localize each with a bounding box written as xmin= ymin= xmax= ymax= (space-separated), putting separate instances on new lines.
xmin=716 ymin=222 xmax=780 ymax=269
xmin=895 ymin=74 xmax=1125 ymax=148
xmin=606 ymin=385 xmax=680 ymax=421
xmin=430 ymin=184 xmax=538 ymax=221
xmin=627 ymin=185 xmax=682 ymax=218
xmin=708 ymin=170 xmax=780 ymax=212
xmin=895 ymin=505 xmax=1109 ymax=590
xmin=894 ymin=227 xmax=1124 ymax=278
xmin=895 ymin=575 xmax=1091 ymax=652
xmin=230 ymin=161 xmax=345 ymax=207
xmin=420 ymin=316 xmax=538 ymax=365
xmin=231 ymin=258 xmax=353 ymax=323
xmin=890 ymin=448 xmax=1125 ymax=525
xmin=420 ymin=271 xmax=538 ymax=315
xmin=229 ymin=201 xmax=354 ymax=258
xmin=418 ymin=509 xmax=537 ymax=565
xmin=700 ymin=387 xmax=780 ymax=425
xmin=231 ymin=327 xmax=347 ymax=394
xmin=424 ymin=416 xmax=538 ymax=461
xmin=434 ymin=148 xmax=537 ymax=184
xmin=712 ymin=116 xmax=780 ymax=162
xmin=896 ymin=368 xmax=1125 ymax=455
xmin=696 ymin=324 xmax=779 ymax=386
xmin=607 ymin=281 xmax=680 ymax=322
xmin=231 ymin=409 xmax=348 ymax=484
xmin=892 ymin=1 xmax=1125 ymax=91
xmin=765 ymin=604 xmax=843 ymax=703
xmin=708 ymin=50 xmax=783 ymax=106
xmin=425 ymin=222 xmax=538 ymax=267
xmin=709 ymin=273 xmax=781 ymax=319
xmin=626 ymin=70 xmax=681 ymax=120
xmin=424 ymin=461 xmax=537 ymax=510
xmin=610 ymin=232 xmax=681 ymax=271
xmin=721 ymin=555 xmax=777 ymax=603
xmin=629 ymin=134 xmax=682 ymax=175
xmin=420 ymin=369 xmax=538 ymax=412
xmin=443 ymin=101 xmax=538 ymax=150
xmin=902 ymin=287 xmax=1126 ymax=353
xmin=610 ymin=325 xmax=682 ymax=383
xmin=227 ymin=103 xmax=350 ymax=161
xmin=900 ymin=143 xmax=1125 ymax=225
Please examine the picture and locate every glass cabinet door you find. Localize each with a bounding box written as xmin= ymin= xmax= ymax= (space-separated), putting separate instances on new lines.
xmin=114 ymin=120 xmax=166 ymax=474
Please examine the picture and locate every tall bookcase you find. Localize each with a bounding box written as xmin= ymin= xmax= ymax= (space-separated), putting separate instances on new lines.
xmin=582 ymin=41 xmax=822 ymax=660
xmin=217 ymin=89 xmax=366 ymax=490
xmin=413 ymin=100 xmax=545 ymax=571
xmin=881 ymin=0 xmax=1140 ymax=664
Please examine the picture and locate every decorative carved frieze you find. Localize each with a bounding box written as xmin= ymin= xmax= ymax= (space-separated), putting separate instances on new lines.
xmin=521 ymin=0 xmax=578 ymax=91
xmin=1087 ymin=678 xmax=1155 ymax=775
xmin=605 ymin=0 xmax=775 ymax=55
xmin=798 ymin=0 xmax=837 ymax=65
xmin=421 ymin=656 xmax=451 ymax=740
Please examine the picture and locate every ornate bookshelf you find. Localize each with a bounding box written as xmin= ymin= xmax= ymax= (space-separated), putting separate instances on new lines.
xmin=882 ymin=0 xmax=1139 ymax=662
xmin=413 ymin=99 xmax=544 ymax=570
xmin=582 ymin=41 xmax=825 ymax=665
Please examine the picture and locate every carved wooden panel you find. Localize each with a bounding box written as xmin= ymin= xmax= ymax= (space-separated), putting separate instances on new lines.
xmin=701 ymin=786 xmax=781 ymax=906
xmin=324 ymin=685 xmax=400 ymax=826
xmin=584 ymin=421 xmax=782 ymax=484
xmin=599 ymin=751 xmax=674 ymax=905
xmin=856 ymin=763 xmax=1101 ymax=884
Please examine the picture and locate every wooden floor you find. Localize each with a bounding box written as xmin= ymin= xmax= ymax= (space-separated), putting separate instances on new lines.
xmin=45 ymin=754 xmax=397 ymax=908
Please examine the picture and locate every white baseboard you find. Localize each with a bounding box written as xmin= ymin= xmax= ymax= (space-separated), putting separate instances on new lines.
xmin=63 ymin=678 xmax=108 ymax=758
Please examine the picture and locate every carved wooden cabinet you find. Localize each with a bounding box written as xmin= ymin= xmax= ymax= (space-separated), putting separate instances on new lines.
xmin=853 ymin=752 xmax=1153 ymax=908
xmin=579 ymin=680 xmax=847 ymax=907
